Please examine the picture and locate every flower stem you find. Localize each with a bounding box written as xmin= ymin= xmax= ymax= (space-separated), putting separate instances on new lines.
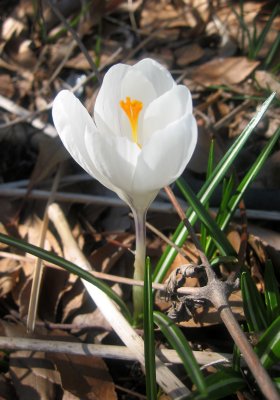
xmin=132 ymin=208 xmax=147 ymax=321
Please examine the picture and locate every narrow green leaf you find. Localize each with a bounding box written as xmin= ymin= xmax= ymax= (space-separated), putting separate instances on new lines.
xmin=153 ymin=93 xmax=275 ymax=283
xmin=153 ymin=311 xmax=207 ymax=396
xmin=256 ymin=316 xmax=280 ymax=369
xmin=144 ymin=258 xmax=157 ymax=399
xmin=253 ymin=3 xmax=280 ymax=59
xmin=210 ymin=256 xmax=238 ymax=267
xmin=218 ymin=127 xmax=280 ymax=233
xmin=176 ymin=178 xmax=235 ymax=257
xmin=241 ymin=271 xmax=268 ymax=332
xmin=273 ymin=377 xmax=280 ymax=390
xmin=264 ymin=32 xmax=280 ymax=69
xmin=201 ymin=139 xmax=215 ymax=249
xmin=264 ymin=260 xmax=280 ymax=324
xmin=189 ymin=369 xmax=245 ymax=400
xmin=0 ymin=233 xmax=132 ymax=322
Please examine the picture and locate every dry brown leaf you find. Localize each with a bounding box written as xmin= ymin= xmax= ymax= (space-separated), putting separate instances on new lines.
xmin=49 ymin=352 xmax=117 ymax=400
xmin=180 ymin=291 xmax=244 ymax=327
xmin=38 ymin=267 xmax=71 ymax=322
xmin=9 ymin=351 xmax=61 ymax=400
xmin=175 ymin=44 xmax=204 ymax=67
xmin=90 ymin=233 xmax=134 ymax=274
xmin=255 ymin=70 xmax=280 ymax=94
xmin=0 ymin=258 xmax=20 ymax=297
xmin=19 ymin=215 xmax=62 ymax=259
xmin=0 ymin=374 xmax=17 ymax=400
xmin=60 ymin=280 xmax=86 ymax=323
xmin=5 ymin=38 xmax=37 ymax=69
xmin=28 ymin=136 xmax=69 ymax=190
xmin=0 ymin=74 xmax=14 ymax=97
xmin=192 ymin=57 xmax=260 ymax=86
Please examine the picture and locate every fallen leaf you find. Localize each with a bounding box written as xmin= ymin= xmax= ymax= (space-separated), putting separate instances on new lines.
xmin=9 ymin=351 xmax=61 ymax=400
xmin=175 ymin=44 xmax=204 ymax=67
xmin=49 ymin=352 xmax=117 ymax=400
xmin=255 ymin=70 xmax=280 ymax=95
xmin=192 ymin=57 xmax=260 ymax=85
xmin=0 ymin=74 xmax=15 ymax=97
xmin=28 ymin=136 xmax=69 ymax=190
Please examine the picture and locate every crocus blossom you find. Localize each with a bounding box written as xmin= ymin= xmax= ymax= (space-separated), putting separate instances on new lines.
xmin=52 ymin=58 xmax=197 ymax=212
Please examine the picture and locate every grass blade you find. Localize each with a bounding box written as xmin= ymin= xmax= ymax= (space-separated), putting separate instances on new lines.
xmin=218 ymin=126 xmax=280 ymax=232
xmin=144 ymin=258 xmax=157 ymax=399
xmin=200 ymin=139 xmax=215 ymax=249
xmin=253 ymin=3 xmax=280 ymax=59
xmin=0 ymin=233 xmax=132 ymax=322
xmin=241 ymin=271 xmax=268 ymax=332
xmin=176 ymin=177 xmax=236 ymax=257
xmin=256 ymin=316 xmax=280 ymax=369
xmin=153 ymin=93 xmax=276 ymax=283
xmin=264 ymin=260 xmax=280 ymax=324
xmin=153 ymin=311 xmax=207 ymax=396
xmin=189 ymin=369 xmax=245 ymax=400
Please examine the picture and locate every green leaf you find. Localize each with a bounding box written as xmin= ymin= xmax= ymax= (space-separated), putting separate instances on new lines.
xmin=189 ymin=369 xmax=245 ymax=400
xmin=201 ymin=139 xmax=215 ymax=249
xmin=153 ymin=311 xmax=207 ymax=397
xmin=0 ymin=233 xmax=132 ymax=322
xmin=176 ymin=178 xmax=236 ymax=257
xmin=264 ymin=260 xmax=280 ymax=324
xmin=241 ymin=271 xmax=268 ymax=332
xmin=256 ymin=316 xmax=280 ymax=369
xmin=218 ymin=126 xmax=280 ymax=233
xmin=153 ymin=93 xmax=276 ymax=284
xmin=144 ymin=258 xmax=157 ymax=399
xmin=210 ymin=256 xmax=238 ymax=268
xmin=252 ymin=3 xmax=280 ymax=59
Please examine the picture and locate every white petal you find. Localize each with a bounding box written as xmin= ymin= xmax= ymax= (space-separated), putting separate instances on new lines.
xmin=94 ymin=63 xmax=131 ymax=137
xmin=52 ymin=90 xmax=115 ymax=191
xmin=85 ymin=129 xmax=141 ymax=193
xmin=142 ymin=85 xmax=192 ymax=145
xmin=133 ymin=114 xmax=197 ymax=192
xmin=134 ymin=58 xmax=175 ymax=97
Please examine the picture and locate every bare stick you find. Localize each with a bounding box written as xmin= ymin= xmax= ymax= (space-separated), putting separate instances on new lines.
xmin=0 ymin=336 xmax=231 ymax=366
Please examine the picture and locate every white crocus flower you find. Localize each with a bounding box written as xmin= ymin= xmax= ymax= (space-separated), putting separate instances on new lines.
xmin=52 ymin=58 xmax=197 ymax=318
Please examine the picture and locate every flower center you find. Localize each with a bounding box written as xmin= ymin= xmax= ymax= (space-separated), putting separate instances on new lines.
xmin=120 ymin=97 xmax=143 ymax=146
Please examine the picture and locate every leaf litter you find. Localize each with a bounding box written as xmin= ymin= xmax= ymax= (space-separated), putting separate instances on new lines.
xmin=0 ymin=0 xmax=279 ymax=398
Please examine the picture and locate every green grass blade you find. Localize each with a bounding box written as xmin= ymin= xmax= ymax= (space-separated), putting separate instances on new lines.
xmin=153 ymin=93 xmax=275 ymax=283
xmin=200 ymin=139 xmax=215 ymax=249
xmin=0 ymin=233 xmax=132 ymax=322
xmin=264 ymin=32 xmax=280 ymax=69
xmin=241 ymin=271 xmax=268 ymax=332
xmin=153 ymin=311 xmax=207 ymax=397
xmin=264 ymin=260 xmax=280 ymax=324
xmin=144 ymin=258 xmax=157 ymax=399
xmin=219 ymin=126 xmax=280 ymax=232
xmin=176 ymin=178 xmax=236 ymax=256
xmin=256 ymin=316 xmax=280 ymax=369
xmin=205 ymin=175 xmax=235 ymax=257
xmin=189 ymin=369 xmax=245 ymax=400
xmin=253 ymin=3 xmax=280 ymax=59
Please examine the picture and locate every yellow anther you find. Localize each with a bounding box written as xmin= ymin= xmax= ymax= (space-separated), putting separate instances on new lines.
xmin=120 ymin=97 xmax=143 ymax=145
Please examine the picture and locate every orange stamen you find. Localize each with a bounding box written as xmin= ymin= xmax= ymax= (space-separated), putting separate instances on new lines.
xmin=120 ymin=97 xmax=143 ymax=145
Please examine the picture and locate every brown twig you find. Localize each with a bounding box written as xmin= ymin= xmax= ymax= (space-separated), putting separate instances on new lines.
xmin=163 ymin=185 xmax=280 ymax=400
